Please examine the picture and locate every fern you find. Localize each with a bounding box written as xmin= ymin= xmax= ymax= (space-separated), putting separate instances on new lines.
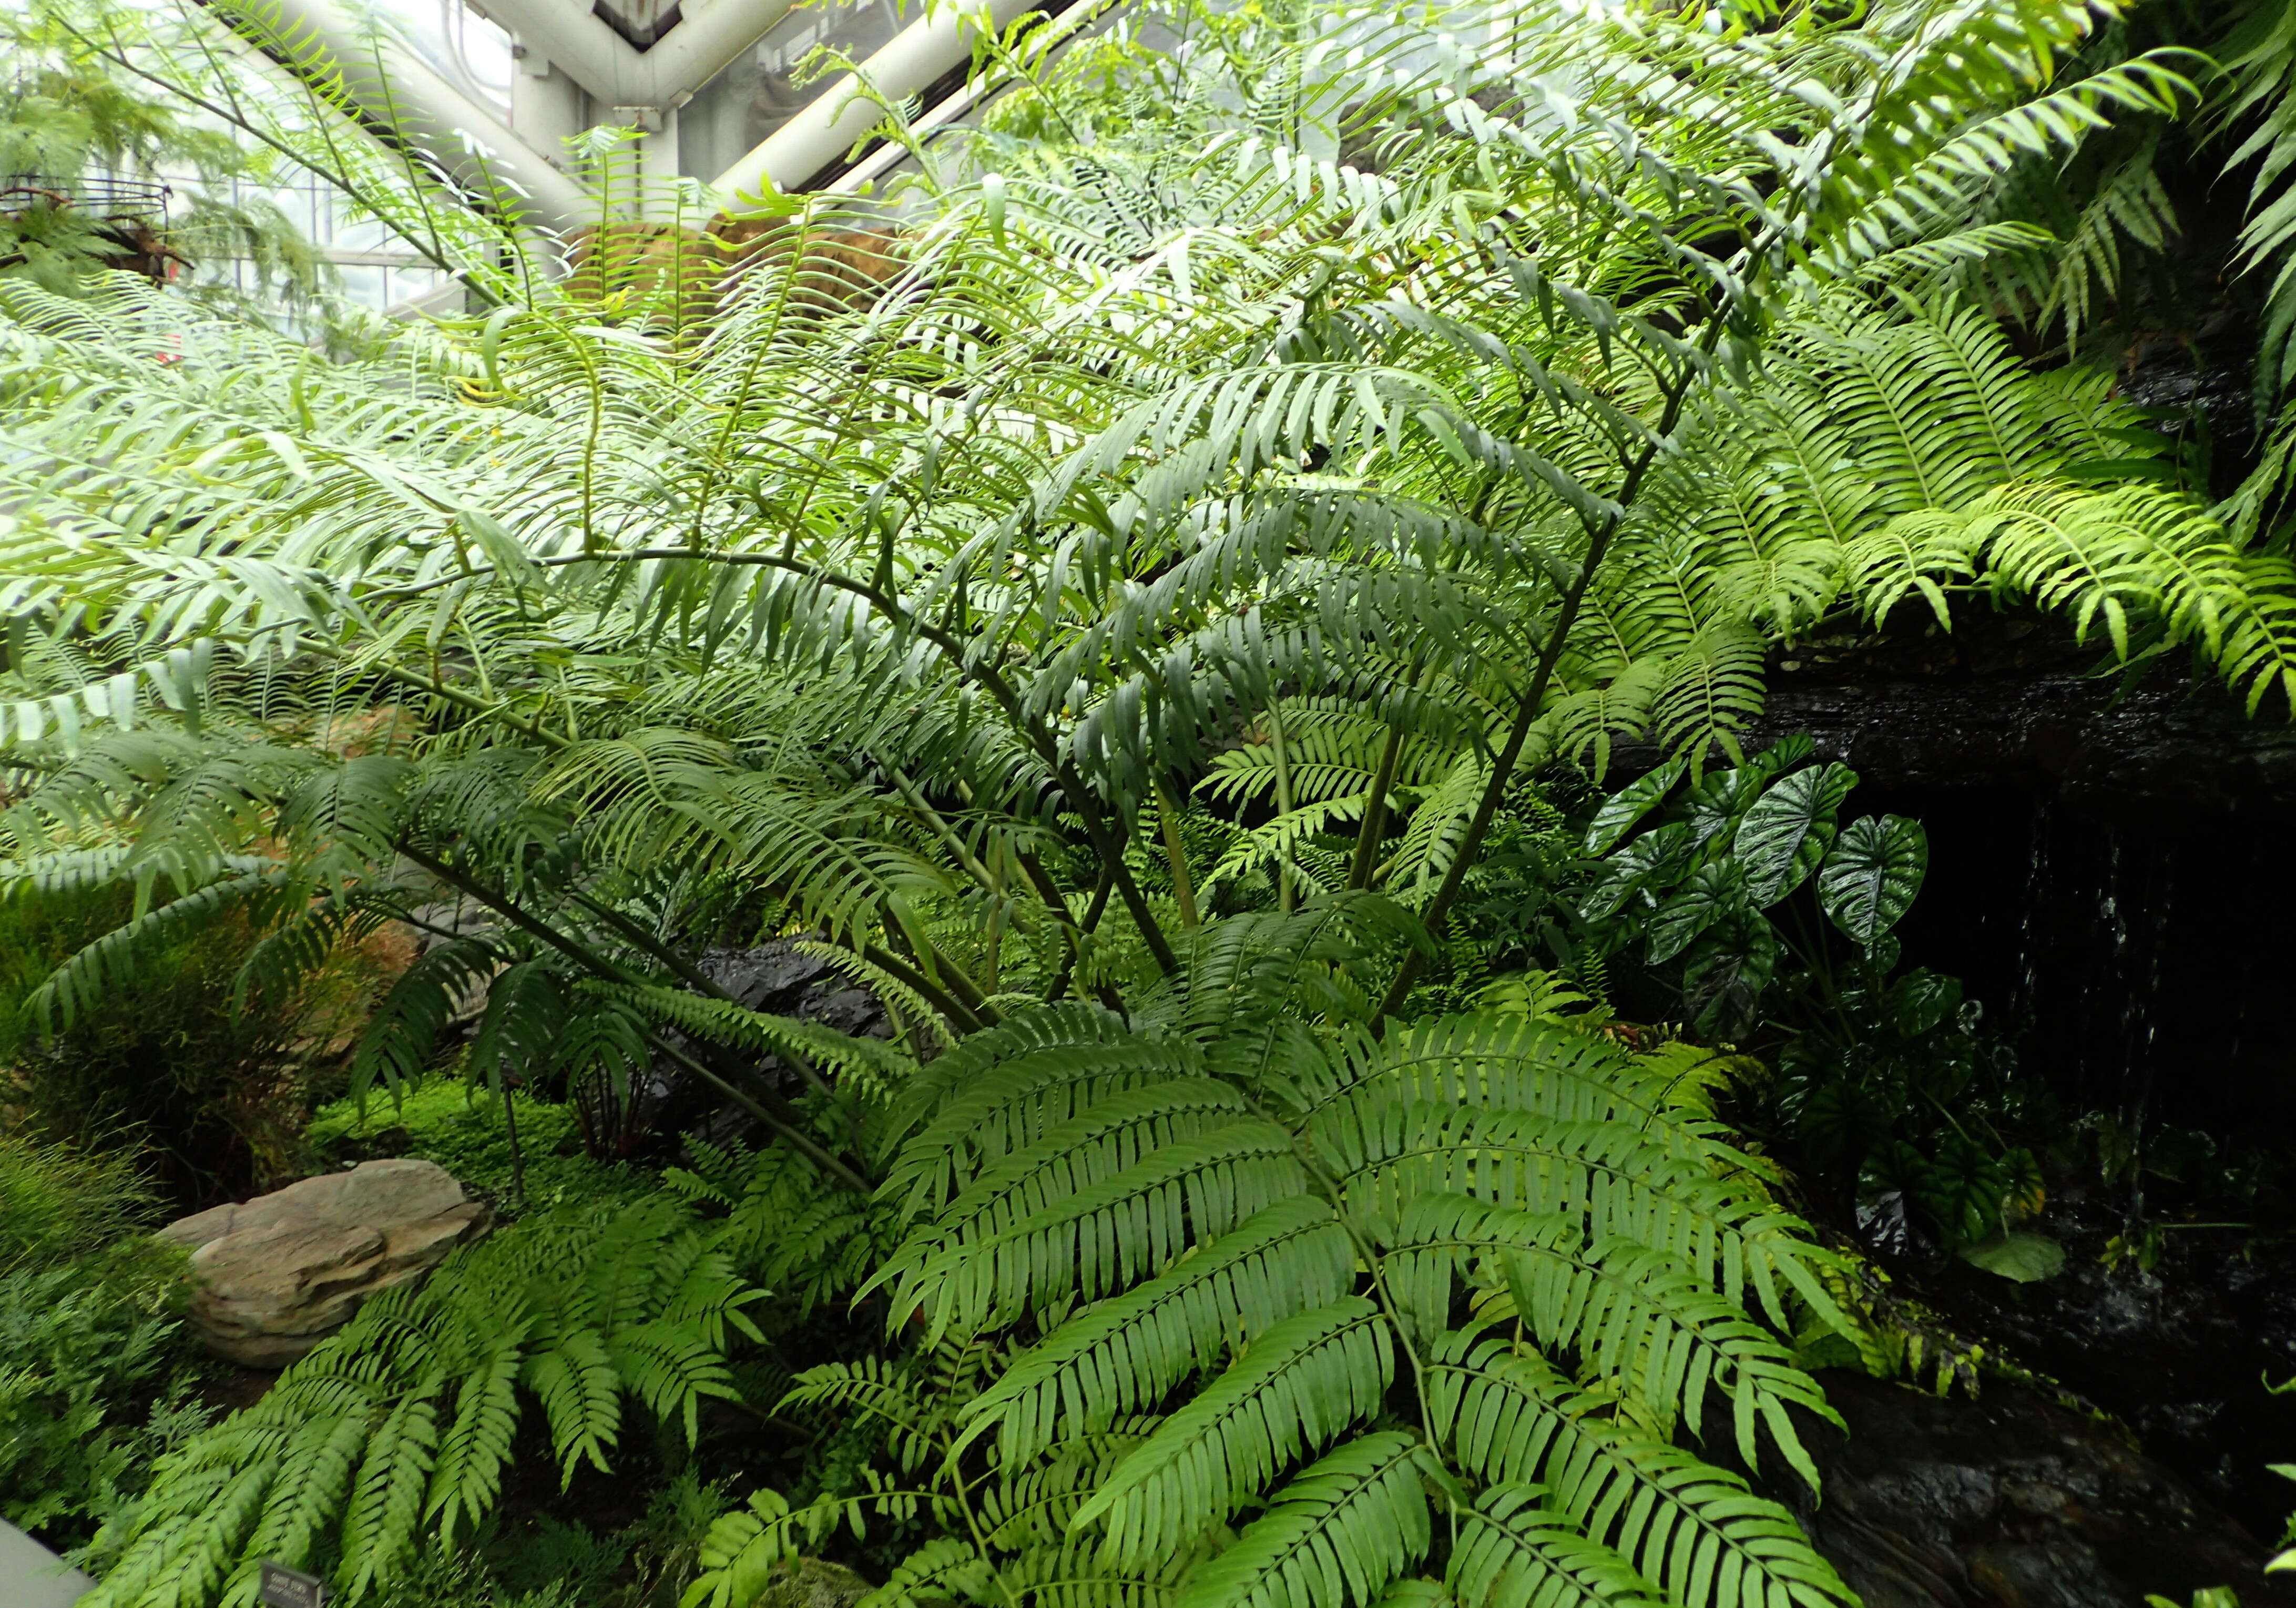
xmin=80 ymin=1194 xmax=764 ymax=1605
xmin=692 ymin=914 xmax=1860 ymax=1608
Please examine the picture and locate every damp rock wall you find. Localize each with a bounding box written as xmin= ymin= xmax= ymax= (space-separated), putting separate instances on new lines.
xmin=1606 ymin=608 xmax=2296 ymax=1148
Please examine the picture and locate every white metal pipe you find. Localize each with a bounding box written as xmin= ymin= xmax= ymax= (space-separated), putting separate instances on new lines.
xmin=710 ymin=0 xmax=1035 ymax=206
xmin=821 ymin=0 xmax=1119 ymax=195
xmin=220 ymin=0 xmax=593 ymax=232
xmin=470 ymin=0 xmax=800 ymax=113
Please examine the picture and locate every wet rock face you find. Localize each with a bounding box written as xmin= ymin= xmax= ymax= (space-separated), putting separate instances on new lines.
xmin=1799 ymin=1370 xmax=2294 ymax=1608
xmin=1744 ymin=612 xmax=2296 ymax=820
xmin=691 ymin=942 xmax=891 ymax=1043
xmin=1907 ymin=1188 xmax=2296 ymax=1541
xmin=649 ymin=939 xmax=895 ymax=1152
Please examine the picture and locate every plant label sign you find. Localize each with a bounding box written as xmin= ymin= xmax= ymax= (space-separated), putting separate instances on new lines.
xmin=258 ymin=1561 xmax=326 ymax=1608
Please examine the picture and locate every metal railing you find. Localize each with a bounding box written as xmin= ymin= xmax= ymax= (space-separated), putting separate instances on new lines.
xmin=0 ymin=175 xmax=172 ymax=220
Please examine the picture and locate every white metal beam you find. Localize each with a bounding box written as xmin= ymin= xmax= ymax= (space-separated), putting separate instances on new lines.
xmin=709 ymin=0 xmax=1035 ymax=205
xmin=220 ymin=0 xmax=593 ymax=233
xmin=818 ymin=0 xmax=1122 ymax=196
xmin=470 ymin=0 xmax=800 ymax=116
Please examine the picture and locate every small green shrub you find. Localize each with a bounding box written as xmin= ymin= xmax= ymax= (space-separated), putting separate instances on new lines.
xmin=0 ymin=1133 xmax=166 ymax=1272
xmin=365 ymin=1549 xmax=583 ymax=1608
xmin=0 ymin=1136 xmax=206 ymax=1548
xmin=0 ymin=1265 xmax=206 ymax=1542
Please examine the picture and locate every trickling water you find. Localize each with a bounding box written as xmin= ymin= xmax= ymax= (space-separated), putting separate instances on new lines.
xmin=1886 ymin=788 xmax=2296 ymax=1157
xmin=2008 ymin=800 xmax=2053 ymax=1040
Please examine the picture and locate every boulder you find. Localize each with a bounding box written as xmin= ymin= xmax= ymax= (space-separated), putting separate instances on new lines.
xmin=1796 ymin=1369 xmax=2296 ymax=1608
xmin=159 ymin=1158 xmax=489 ymax=1368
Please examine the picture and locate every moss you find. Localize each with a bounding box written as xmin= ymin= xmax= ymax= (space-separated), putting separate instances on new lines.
xmin=304 ymin=1076 xmax=650 ymax=1212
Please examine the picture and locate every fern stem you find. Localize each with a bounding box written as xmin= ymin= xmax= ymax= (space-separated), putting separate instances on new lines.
xmin=643 ymin=1030 xmax=870 ymax=1192
xmin=1375 ymin=345 xmax=1723 ymax=1023
xmin=903 ymin=928 xmax=1001 ymax=1026
xmin=499 ymin=1072 xmax=527 ymax=1210
xmin=1266 ymin=1097 xmax=1453 ymax=1485
xmin=889 ymin=768 xmax=1001 ymax=895
xmin=1267 ymin=698 xmax=1297 ymax=914
xmin=1015 ymin=850 xmax=1083 ymax=937
xmin=1152 ymin=777 xmax=1201 ymax=928
xmin=1044 ymin=861 xmax=1115 ymax=1005
xmin=562 ymin=889 xmax=860 ymax=1112
xmin=1346 ymin=670 xmax=1418 ymax=893
xmin=377 ymin=545 xmax=1186 ymax=976
xmin=397 ymin=842 xmax=872 ymax=1187
xmin=861 ymin=942 xmax=986 ymax=1036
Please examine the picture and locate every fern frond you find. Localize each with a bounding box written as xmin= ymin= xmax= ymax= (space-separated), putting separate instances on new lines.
xmin=881 ymin=1120 xmax=1308 ymax=1341
xmin=1426 ymin=1334 xmax=1854 ymax=1608
xmin=963 ymin=1196 xmax=1356 ymax=1464
xmin=1074 ymin=1298 xmax=1392 ymax=1566
xmin=1446 ymin=1484 xmax=1662 ymax=1608
xmin=1391 ymin=1194 xmax=1832 ymax=1482
xmin=1170 ymin=1432 xmax=1431 ymax=1608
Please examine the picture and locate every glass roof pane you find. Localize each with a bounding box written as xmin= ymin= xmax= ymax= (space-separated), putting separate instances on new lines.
xmin=375 ymin=0 xmax=515 ymax=119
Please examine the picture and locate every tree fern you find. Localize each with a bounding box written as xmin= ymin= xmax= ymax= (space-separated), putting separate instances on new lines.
xmin=690 ymin=910 xmax=1859 ymax=1608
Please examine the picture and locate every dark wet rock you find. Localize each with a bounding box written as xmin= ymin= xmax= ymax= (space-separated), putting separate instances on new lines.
xmin=1906 ymin=1187 xmax=2296 ymax=1539
xmin=1749 ymin=612 xmax=2296 ymax=820
xmin=647 ymin=939 xmax=894 ymax=1154
xmin=1798 ymin=1369 xmax=2294 ymax=1608
xmin=689 ymin=941 xmax=894 ymax=1042
xmin=1603 ymin=609 xmax=2296 ymax=818
xmin=695 ymin=942 xmax=836 ymax=1011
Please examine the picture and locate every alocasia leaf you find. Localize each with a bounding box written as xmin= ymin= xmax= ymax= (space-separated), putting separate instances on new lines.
xmin=1734 ymin=761 xmax=1857 ymax=904
xmin=1582 ymin=757 xmax=1686 ymax=856
xmin=1645 ymin=860 xmax=1749 ymax=965
xmin=1577 ymin=822 xmax=1693 ymax=923
xmin=1681 ymin=915 xmax=1778 ymax=1037
xmin=1819 ymin=814 xmax=1928 ymax=944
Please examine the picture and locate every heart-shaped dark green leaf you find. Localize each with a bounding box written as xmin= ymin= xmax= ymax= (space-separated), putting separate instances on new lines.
xmin=1681 ymin=917 xmax=1778 ymax=1038
xmin=1583 ymin=757 xmax=1686 ymax=856
xmin=1578 ymin=821 xmax=1693 ymax=923
xmin=1910 ymin=1132 xmax=2012 ymax=1251
xmin=1684 ymin=738 xmax=1819 ymax=852
xmin=1682 ymin=764 xmax=1766 ymax=853
xmin=1752 ymin=733 xmax=1817 ymax=777
xmin=1645 ymin=860 xmax=1749 ymax=964
xmin=1961 ymin=1232 xmax=2066 ymax=1283
xmin=1819 ymin=814 xmax=1928 ymax=944
xmin=1734 ymin=761 xmax=1857 ymax=905
xmin=1883 ymin=968 xmax=1959 ymax=1037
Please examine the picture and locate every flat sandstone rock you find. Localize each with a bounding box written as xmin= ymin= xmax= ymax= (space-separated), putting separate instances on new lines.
xmin=160 ymin=1158 xmax=489 ymax=1369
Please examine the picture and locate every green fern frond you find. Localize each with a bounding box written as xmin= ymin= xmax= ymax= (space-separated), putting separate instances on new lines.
xmin=880 ymin=1119 xmax=1308 ymax=1341
xmin=963 ymin=1195 xmax=1356 ymax=1464
xmin=1426 ymin=1334 xmax=1854 ymax=1608
xmin=352 ymin=938 xmax=503 ymax=1106
xmin=1445 ymin=1484 xmax=1662 ymax=1608
xmin=1074 ymin=1298 xmax=1392 ymax=1565
xmin=1170 ymin=1432 xmax=1431 ymax=1608
xmin=27 ymin=867 xmax=282 ymax=1032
